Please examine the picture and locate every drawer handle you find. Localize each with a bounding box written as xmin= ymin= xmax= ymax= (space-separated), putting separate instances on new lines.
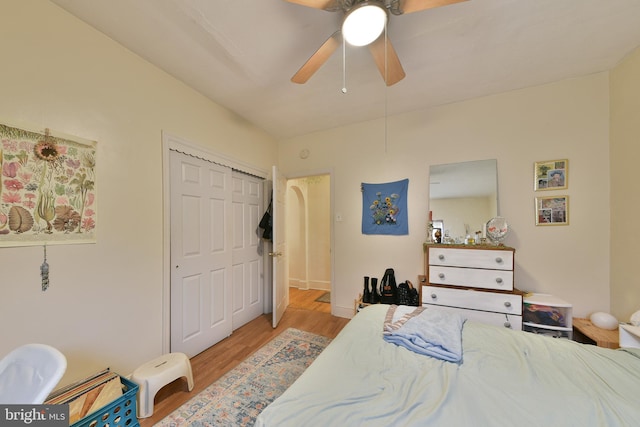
xmin=438 ymin=273 xmax=445 ymax=279
xmin=495 ymin=277 xmax=503 ymax=284
xmin=438 ymin=254 xmax=445 ymax=261
xmin=431 ymin=293 xmax=437 ymax=299
xmin=504 ymin=321 xmax=511 ymax=328
xmin=495 ymin=257 xmax=503 ymax=263
xmin=504 ymin=301 xmax=512 ymax=308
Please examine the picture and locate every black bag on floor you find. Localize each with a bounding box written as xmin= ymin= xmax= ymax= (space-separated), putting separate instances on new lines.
xmin=397 ymin=281 xmax=411 ymax=305
xmin=379 ymin=268 xmax=398 ymax=304
xmin=397 ymin=280 xmax=420 ymax=306
xmin=408 ymin=280 xmax=420 ymax=306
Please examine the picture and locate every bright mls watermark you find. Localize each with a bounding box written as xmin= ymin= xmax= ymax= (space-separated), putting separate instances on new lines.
xmin=1 ymin=405 xmax=67 ymax=426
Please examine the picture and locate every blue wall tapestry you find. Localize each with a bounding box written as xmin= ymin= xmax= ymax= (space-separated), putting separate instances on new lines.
xmin=362 ymin=178 xmax=409 ymax=235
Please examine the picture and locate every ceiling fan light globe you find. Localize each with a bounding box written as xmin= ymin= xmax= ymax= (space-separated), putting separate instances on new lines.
xmin=342 ymin=4 xmax=387 ymax=47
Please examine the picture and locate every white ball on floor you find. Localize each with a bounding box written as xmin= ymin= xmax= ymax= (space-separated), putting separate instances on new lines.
xmin=590 ymin=312 xmax=618 ymax=330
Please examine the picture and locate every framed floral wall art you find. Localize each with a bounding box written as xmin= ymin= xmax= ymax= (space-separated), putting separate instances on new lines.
xmin=0 ymin=121 xmax=97 ymax=246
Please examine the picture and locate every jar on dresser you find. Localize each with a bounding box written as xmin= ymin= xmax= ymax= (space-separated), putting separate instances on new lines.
xmin=420 ymin=244 xmax=523 ymax=330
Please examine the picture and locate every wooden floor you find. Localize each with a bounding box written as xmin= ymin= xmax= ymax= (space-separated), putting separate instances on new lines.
xmin=287 ymin=287 xmax=332 ymax=314
xmin=140 ymin=287 xmax=347 ymax=426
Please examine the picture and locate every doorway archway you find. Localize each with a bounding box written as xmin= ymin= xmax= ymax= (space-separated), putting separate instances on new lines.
xmin=286 ymin=175 xmax=331 ymax=309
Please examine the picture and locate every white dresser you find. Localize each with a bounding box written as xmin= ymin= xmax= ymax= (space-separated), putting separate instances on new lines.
xmin=421 ymin=244 xmax=523 ymax=330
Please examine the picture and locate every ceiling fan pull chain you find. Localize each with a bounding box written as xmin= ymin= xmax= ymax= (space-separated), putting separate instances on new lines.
xmin=342 ymin=36 xmax=347 ymax=94
xmin=384 ymin=19 xmax=388 ymax=153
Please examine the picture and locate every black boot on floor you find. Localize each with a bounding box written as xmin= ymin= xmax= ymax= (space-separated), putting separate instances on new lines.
xmin=370 ymin=278 xmax=379 ymax=304
xmin=363 ymin=276 xmax=371 ymax=303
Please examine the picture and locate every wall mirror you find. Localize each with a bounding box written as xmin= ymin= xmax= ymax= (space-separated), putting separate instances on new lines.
xmin=429 ymin=159 xmax=498 ymax=243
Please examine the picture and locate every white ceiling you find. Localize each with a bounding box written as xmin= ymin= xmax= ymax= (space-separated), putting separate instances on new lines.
xmin=50 ymin=0 xmax=640 ymax=140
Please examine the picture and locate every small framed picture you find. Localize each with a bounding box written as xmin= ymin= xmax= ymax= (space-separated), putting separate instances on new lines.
xmin=534 ymin=159 xmax=568 ymax=191
xmin=535 ymin=196 xmax=569 ymax=226
xmin=432 ymin=220 xmax=444 ymax=241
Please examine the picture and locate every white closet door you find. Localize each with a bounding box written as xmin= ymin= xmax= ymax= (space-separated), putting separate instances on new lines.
xmin=231 ymin=171 xmax=264 ymax=329
xmin=170 ymin=151 xmax=232 ymax=357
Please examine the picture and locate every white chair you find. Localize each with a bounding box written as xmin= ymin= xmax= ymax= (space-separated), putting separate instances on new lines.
xmin=0 ymin=343 xmax=67 ymax=404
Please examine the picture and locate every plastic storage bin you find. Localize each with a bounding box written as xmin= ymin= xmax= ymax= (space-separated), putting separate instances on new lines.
xmin=523 ymin=324 xmax=573 ymax=338
xmin=523 ymin=293 xmax=573 ymax=339
xmin=71 ymin=376 xmax=139 ymax=427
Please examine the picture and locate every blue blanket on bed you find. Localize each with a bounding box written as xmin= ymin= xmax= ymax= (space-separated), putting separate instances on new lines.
xmin=383 ymin=306 xmax=466 ymax=363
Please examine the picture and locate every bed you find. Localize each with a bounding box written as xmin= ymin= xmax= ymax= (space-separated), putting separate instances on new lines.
xmin=255 ymin=304 xmax=640 ymax=426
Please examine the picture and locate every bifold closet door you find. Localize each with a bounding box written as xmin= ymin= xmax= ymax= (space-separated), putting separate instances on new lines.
xmin=231 ymin=171 xmax=264 ymax=329
xmin=170 ymin=151 xmax=232 ymax=357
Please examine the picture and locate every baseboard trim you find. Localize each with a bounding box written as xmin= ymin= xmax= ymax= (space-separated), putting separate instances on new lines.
xmin=332 ymin=305 xmax=354 ymax=319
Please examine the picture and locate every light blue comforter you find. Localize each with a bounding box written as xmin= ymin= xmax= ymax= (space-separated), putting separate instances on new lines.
xmin=383 ymin=305 xmax=466 ymax=362
xmin=255 ymin=304 xmax=640 ymax=427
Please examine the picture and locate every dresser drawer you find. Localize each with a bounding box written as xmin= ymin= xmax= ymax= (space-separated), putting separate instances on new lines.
xmin=429 ymin=266 xmax=514 ymax=291
xmin=422 ymin=286 xmax=522 ymax=316
xmin=425 ymin=305 xmax=522 ymax=330
xmin=428 ymin=247 xmax=513 ymax=271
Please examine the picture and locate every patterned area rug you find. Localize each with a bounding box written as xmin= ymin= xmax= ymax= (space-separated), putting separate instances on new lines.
xmin=156 ymin=328 xmax=331 ymax=427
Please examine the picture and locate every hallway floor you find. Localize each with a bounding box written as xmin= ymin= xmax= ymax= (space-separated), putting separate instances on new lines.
xmin=288 ymin=287 xmax=332 ymax=314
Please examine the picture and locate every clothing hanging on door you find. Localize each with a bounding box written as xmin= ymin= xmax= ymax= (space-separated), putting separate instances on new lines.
xmin=259 ymin=196 xmax=273 ymax=241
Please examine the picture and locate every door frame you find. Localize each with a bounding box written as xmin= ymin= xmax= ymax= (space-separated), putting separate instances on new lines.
xmin=284 ymin=168 xmax=335 ymax=314
xmin=161 ymin=131 xmax=268 ymax=354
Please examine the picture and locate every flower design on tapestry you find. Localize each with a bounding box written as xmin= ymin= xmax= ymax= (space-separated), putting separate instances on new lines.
xmin=370 ymin=191 xmax=400 ymax=225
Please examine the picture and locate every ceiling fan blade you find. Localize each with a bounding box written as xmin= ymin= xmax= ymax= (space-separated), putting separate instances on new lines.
xmin=291 ymin=31 xmax=341 ymax=84
xmin=368 ymin=36 xmax=406 ymax=86
xmin=399 ymin=0 xmax=468 ymax=14
xmin=284 ymin=0 xmax=339 ymax=11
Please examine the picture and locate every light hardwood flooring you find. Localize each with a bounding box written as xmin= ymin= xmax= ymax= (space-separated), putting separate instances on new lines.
xmin=287 ymin=286 xmax=332 ymax=314
xmin=140 ymin=287 xmax=347 ymax=426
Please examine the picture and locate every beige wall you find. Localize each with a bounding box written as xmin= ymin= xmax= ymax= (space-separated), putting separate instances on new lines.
xmin=0 ymin=1 xmax=277 ymax=385
xmin=307 ymin=175 xmax=331 ymax=289
xmin=610 ymin=46 xmax=640 ymax=322
xmin=280 ymin=73 xmax=611 ymax=319
xmin=286 ymin=179 xmax=307 ymax=288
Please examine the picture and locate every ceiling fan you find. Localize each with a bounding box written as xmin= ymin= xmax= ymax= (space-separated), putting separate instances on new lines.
xmin=286 ymin=0 xmax=469 ymax=86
